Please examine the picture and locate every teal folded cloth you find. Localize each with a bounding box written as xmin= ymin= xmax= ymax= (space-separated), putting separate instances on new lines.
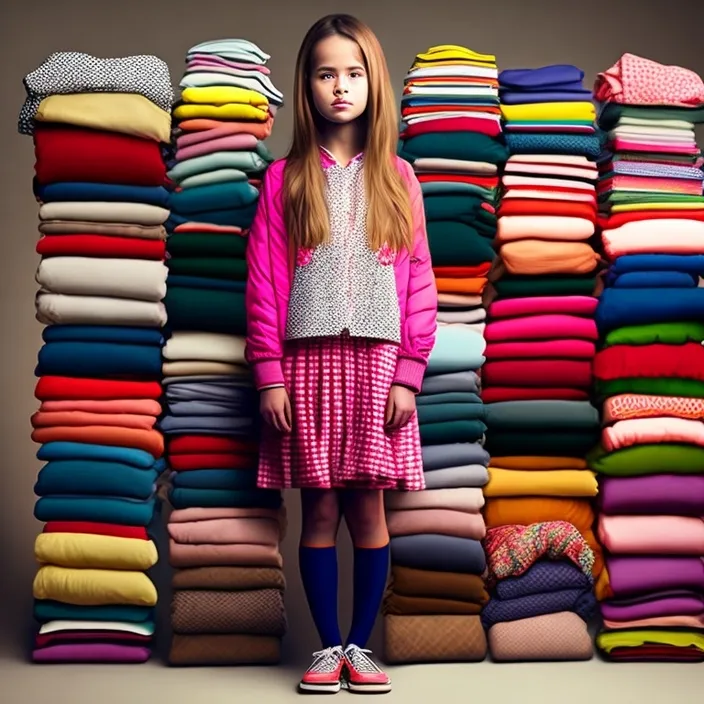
xmin=427 ymin=325 xmax=486 ymax=375
xmin=168 ymin=181 xmax=260 ymax=214
xmin=164 ymin=286 xmax=246 ymax=335
xmin=421 ymin=180 xmax=496 ymax=202
xmin=167 ymin=201 xmax=257 ymax=228
xmin=167 ymin=150 xmax=271 ymax=183
xmin=37 ymin=442 xmax=163 ymax=469
xmin=41 ymin=326 xmax=164 ymax=346
xmin=165 ymin=275 xmax=245 ymax=292
xmin=171 ymin=468 xmax=259 ymax=490
xmin=419 ymin=419 xmax=487 ymax=446
xmin=483 ymin=400 xmax=601 ymax=430
xmin=426 ymin=221 xmax=496 ymax=266
xmin=422 ymin=194 xmax=497 ymax=231
xmin=417 ymin=403 xmax=486 ymax=425
xmin=484 ymin=430 xmax=599 ymax=457
xmin=417 ymin=392 xmax=483 ymax=406
xmin=505 ymin=133 xmax=600 ymax=158
xmin=34 ymin=600 xmax=155 ymax=624
xmin=35 ymin=341 xmax=162 ymax=379
xmin=35 ymin=461 xmax=159 ymax=500
xmin=399 ymin=132 xmax=509 ymax=165
xmin=168 ymin=487 xmax=282 ymax=510
xmin=34 ymin=495 xmax=158 ymax=526
xmin=35 ymin=182 xmax=169 ymax=207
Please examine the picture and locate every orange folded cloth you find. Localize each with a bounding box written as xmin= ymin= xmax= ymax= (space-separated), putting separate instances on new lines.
xmin=39 ymin=399 xmax=162 ymax=415
xmin=435 ymin=277 xmax=487 ymax=295
xmin=498 ymin=240 xmax=600 ymax=275
xmin=434 ymin=263 xmax=492 ymax=278
xmin=488 ymin=456 xmax=588 ymax=470
xmin=32 ymin=426 xmax=164 ymax=458
xmin=31 ymin=411 xmax=157 ymax=431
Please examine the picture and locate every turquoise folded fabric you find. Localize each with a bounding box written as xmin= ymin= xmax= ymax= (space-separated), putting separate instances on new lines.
xmin=505 ymin=133 xmax=600 ymax=157
xmin=37 ymin=442 xmax=164 ymax=469
xmin=34 ymin=600 xmax=155 ymax=624
xmin=417 ymin=403 xmax=486 ymax=425
xmin=35 ymin=341 xmax=162 ymax=379
xmin=167 ymin=150 xmax=271 ymax=183
xmin=427 ymin=325 xmax=486 ymax=375
xmin=34 ymin=495 xmax=158 ymax=526
xmin=421 ymin=180 xmax=496 ymax=202
xmin=42 ymin=325 xmax=164 ymax=346
xmin=483 ymin=400 xmax=601 ymax=430
xmin=171 ymin=468 xmax=259 ymax=490
xmin=417 ymin=392 xmax=483 ymax=406
xmin=167 ymin=202 xmax=258 ymax=228
xmin=419 ymin=419 xmax=487 ymax=445
xmin=168 ymin=181 xmax=260 ymax=214
xmin=168 ymin=487 xmax=282 ymax=510
xmin=34 ymin=461 xmax=158 ymax=500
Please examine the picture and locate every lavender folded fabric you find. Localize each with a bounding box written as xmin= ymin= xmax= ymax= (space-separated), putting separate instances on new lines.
xmin=599 ymin=474 xmax=704 ymax=516
xmin=32 ymin=643 xmax=151 ymax=663
xmin=605 ymin=556 xmax=704 ymax=597
xmin=601 ymin=591 xmax=704 ymax=621
xmin=495 ymin=560 xmax=592 ymax=600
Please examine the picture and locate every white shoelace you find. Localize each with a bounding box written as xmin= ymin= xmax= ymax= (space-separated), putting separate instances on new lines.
xmin=307 ymin=646 xmax=344 ymax=674
xmin=345 ymin=645 xmax=385 ymax=674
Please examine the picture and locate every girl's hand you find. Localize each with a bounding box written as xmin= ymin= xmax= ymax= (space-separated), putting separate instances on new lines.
xmin=260 ymin=387 xmax=293 ymax=433
xmin=385 ymin=384 xmax=416 ymax=431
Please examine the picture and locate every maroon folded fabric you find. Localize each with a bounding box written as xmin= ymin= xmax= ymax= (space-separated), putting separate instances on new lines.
xmin=606 ymin=645 xmax=704 ymax=662
xmin=35 ymin=631 xmax=152 ymax=648
xmin=482 ymin=360 xmax=593 ymax=388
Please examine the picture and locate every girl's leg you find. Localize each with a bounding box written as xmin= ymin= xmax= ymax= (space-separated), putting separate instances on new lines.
xmin=299 ymin=488 xmax=343 ymax=649
xmin=340 ymin=489 xmax=390 ymax=649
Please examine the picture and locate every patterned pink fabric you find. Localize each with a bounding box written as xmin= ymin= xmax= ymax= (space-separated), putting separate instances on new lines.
xmin=594 ymin=53 xmax=704 ymax=107
xmin=603 ymin=394 xmax=704 ymax=424
xmin=602 ymin=417 xmax=704 ymax=452
xmin=257 ymin=334 xmax=424 ymax=491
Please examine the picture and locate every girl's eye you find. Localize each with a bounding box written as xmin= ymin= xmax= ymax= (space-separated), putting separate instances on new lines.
xmin=321 ymin=73 xmax=334 ymax=80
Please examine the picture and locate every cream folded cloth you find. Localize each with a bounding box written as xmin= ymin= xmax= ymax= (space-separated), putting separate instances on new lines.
xmin=413 ymin=157 xmax=498 ymax=175
xmin=36 ymin=292 xmax=167 ymax=327
xmin=39 ymin=202 xmax=170 ymax=226
xmin=162 ymin=361 xmax=250 ymax=377
xmin=497 ymin=216 xmax=595 ymax=243
xmin=36 ymin=257 xmax=167 ymax=302
xmin=163 ymin=332 xmax=247 ymax=364
xmin=385 ymin=487 xmax=485 ymax=512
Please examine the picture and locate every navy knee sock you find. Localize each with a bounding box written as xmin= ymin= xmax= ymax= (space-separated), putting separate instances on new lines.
xmin=346 ymin=543 xmax=390 ymax=649
xmin=299 ymin=544 xmax=342 ymax=649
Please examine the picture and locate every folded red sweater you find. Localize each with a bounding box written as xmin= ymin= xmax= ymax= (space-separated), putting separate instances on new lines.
xmin=35 ymin=376 xmax=163 ymax=401
xmin=482 ymin=360 xmax=593 ymax=388
xmin=43 ymin=521 xmax=149 ymax=540
xmin=36 ymin=234 xmax=166 ymax=260
xmin=33 ymin=123 xmax=167 ymax=186
xmin=498 ymin=199 xmax=598 ymax=222
xmin=593 ymin=342 xmax=704 ymax=381
xmin=400 ymin=115 xmax=501 ymax=139
xmin=168 ymin=435 xmax=258 ymax=455
xmin=169 ymin=453 xmax=258 ymax=471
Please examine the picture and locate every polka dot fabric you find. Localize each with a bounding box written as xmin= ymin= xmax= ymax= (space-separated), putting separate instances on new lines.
xmin=18 ymin=51 xmax=174 ymax=135
xmin=256 ymin=334 xmax=425 ymax=491
xmin=594 ymin=53 xmax=704 ymax=108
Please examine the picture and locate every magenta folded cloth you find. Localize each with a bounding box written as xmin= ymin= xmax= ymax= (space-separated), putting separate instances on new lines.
xmin=32 ymin=643 xmax=151 ymax=663
xmin=488 ymin=296 xmax=598 ymax=320
xmin=484 ymin=314 xmax=599 ymax=342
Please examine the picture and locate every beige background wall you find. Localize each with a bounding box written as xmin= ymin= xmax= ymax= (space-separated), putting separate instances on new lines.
xmin=1 ymin=0 xmax=703 ymax=662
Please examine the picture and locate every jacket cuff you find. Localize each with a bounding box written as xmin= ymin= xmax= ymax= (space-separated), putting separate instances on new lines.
xmin=252 ymin=359 xmax=285 ymax=391
xmin=393 ymin=357 xmax=427 ymax=394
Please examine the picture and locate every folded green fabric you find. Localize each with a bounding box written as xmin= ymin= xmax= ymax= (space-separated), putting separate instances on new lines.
xmin=598 ymin=102 xmax=704 ymax=129
xmin=34 ymin=600 xmax=154 ymax=624
xmin=427 ymin=221 xmax=495 ymax=266
xmin=172 ymin=469 xmax=259 ymax=490
xmin=417 ymin=392 xmax=482 ymax=406
xmin=168 ymin=487 xmax=282 ymax=509
xmin=167 ymin=233 xmax=248 ymax=258
xmin=417 ymin=403 xmax=486 ymax=425
xmin=421 ymin=181 xmax=496 ymax=203
xmin=596 ymin=629 xmax=704 ymax=653
xmin=167 ymin=257 xmax=247 ymax=281
xmin=595 ymin=377 xmax=704 ymax=398
xmin=484 ymin=430 xmax=599 ymax=457
xmin=164 ymin=286 xmax=246 ymax=335
xmin=423 ymin=194 xmax=497 ymax=230
xmin=600 ymin=192 xmax=704 ymax=205
xmin=399 ymin=132 xmax=509 ymax=165
xmin=493 ymin=274 xmax=596 ymax=298
xmin=604 ymin=321 xmax=704 ymax=346
xmin=419 ymin=419 xmax=486 ymax=445
xmin=587 ymin=443 xmax=704 ymax=476
xmin=483 ymin=400 xmax=600 ymax=430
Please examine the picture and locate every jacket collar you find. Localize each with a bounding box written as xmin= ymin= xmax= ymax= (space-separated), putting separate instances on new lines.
xmin=319 ymin=144 xmax=364 ymax=169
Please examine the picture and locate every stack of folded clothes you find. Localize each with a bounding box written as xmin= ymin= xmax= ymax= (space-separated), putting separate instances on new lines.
xmin=482 ymin=521 xmax=597 ymax=661
xmin=588 ymin=52 xmax=704 ymax=663
xmin=382 ymin=326 xmax=490 ymax=664
xmin=161 ymin=38 xmax=288 ymax=666
xmin=19 ymin=50 xmax=173 ymax=665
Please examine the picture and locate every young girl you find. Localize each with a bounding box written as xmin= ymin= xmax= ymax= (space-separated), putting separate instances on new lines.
xmin=245 ymin=13 xmax=437 ymax=695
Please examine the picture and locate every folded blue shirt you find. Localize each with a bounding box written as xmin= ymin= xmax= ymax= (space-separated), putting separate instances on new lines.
xmin=35 ymin=182 xmax=170 ymax=207
xmin=37 ymin=442 xmax=164 ymax=470
xmin=42 ymin=325 xmax=164 ymax=346
xmin=499 ymin=64 xmax=585 ymax=90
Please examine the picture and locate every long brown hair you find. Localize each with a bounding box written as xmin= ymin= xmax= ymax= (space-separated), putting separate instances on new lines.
xmin=283 ymin=14 xmax=414 ymax=253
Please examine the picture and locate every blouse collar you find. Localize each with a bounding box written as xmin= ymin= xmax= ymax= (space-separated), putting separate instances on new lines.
xmin=319 ymin=144 xmax=364 ymax=169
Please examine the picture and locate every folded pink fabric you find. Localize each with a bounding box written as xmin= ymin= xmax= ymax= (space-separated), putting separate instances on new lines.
xmin=602 ymin=417 xmax=704 ymax=452
xmin=603 ymin=615 xmax=704 ymax=630
xmin=187 ymin=54 xmax=271 ymax=73
xmin=485 ymin=339 xmax=595 ymax=360
xmin=484 ymin=314 xmax=599 ymax=342
xmin=168 ymin=540 xmax=283 ymax=568
xmin=508 ymin=154 xmax=596 ymax=168
xmin=502 ymin=188 xmax=596 ymax=204
xmin=602 ymin=219 xmax=704 ymax=258
xmin=488 ymin=296 xmax=598 ymax=319
xmin=502 ymin=175 xmax=596 ymax=193
xmin=167 ymin=517 xmax=281 ymax=546
xmin=611 ymin=137 xmax=700 ymax=155
xmin=603 ymin=394 xmax=704 ymax=424
xmin=597 ymin=515 xmax=704 ymax=555
xmin=594 ymin=53 xmax=704 ymax=107
xmin=599 ymin=175 xmax=702 ymax=195
xmin=176 ymin=133 xmax=258 ymax=161
xmin=169 ymin=506 xmax=284 ymax=523
xmin=386 ymin=508 xmax=486 ymax=540
xmin=504 ymin=163 xmax=597 ymax=181
xmin=496 ymin=215 xmax=595 ymax=242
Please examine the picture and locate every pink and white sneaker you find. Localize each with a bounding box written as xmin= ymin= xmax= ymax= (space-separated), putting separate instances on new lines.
xmin=343 ymin=644 xmax=392 ymax=694
xmin=299 ymin=645 xmax=346 ymax=694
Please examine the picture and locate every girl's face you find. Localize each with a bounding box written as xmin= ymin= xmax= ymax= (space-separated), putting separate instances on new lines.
xmin=310 ymin=35 xmax=369 ymax=125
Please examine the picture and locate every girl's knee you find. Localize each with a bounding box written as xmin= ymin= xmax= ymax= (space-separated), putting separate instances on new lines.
xmin=301 ymin=490 xmax=340 ymax=542
xmin=344 ymin=491 xmax=387 ymax=546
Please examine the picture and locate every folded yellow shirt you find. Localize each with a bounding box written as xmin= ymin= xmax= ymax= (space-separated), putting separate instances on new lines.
xmin=35 ymin=532 xmax=158 ymax=571
xmin=489 ymin=456 xmax=588 ymax=470
xmin=597 ymin=629 xmax=704 ymax=653
xmin=484 ymin=468 xmax=598 ymax=498
xmin=501 ymin=102 xmax=596 ymax=122
xmin=173 ymin=103 xmax=269 ymax=121
xmin=180 ymin=86 xmax=268 ymax=107
xmin=35 ymin=93 xmax=171 ymax=143
xmin=416 ymin=44 xmax=496 ymax=64
xmin=413 ymin=59 xmax=496 ymax=70
xmin=33 ymin=565 xmax=157 ymax=607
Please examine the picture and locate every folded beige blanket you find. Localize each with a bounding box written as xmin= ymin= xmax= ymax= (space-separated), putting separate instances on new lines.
xmin=36 ymin=257 xmax=168 ymax=302
xmin=38 ymin=202 xmax=170 ymax=226
xmin=38 ymin=220 xmax=167 ymax=239
xmin=163 ymin=332 xmax=247 ymax=364
xmin=386 ymin=508 xmax=485 ymax=540
xmin=169 ymin=507 xmax=284 ymax=523
xmin=383 ymin=614 xmax=487 ymax=664
xmin=488 ymin=611 xmax=593 ymax=661
xmin=168 ymin=517 xmax=281 ymax=547
xmin=169 ymin=633 xmax=281 ymax=666
xmin=385 ymin=488 xmax=485 ymax=512
xmin=412 ymin=157 xmax=497 ymax=175
xmin=162 ymin=360 xmax=250 ymax=377
xmin=168 ymin=540 xmax=283 ymax=568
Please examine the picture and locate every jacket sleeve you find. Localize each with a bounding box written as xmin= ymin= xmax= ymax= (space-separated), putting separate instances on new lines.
xmin=393 ymin=164 xmax=438 ymax=393
xmin=244 ymin=165 xmax=287 ymax=391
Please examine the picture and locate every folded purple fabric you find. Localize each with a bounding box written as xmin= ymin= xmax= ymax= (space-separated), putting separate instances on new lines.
xmin=498 ymin=65 xmax=585 ymax=90
xmin=605 ymin=556 xmax=704 ymax=597
xmin=495 ymin=560 xmax=592 ymax=600
xmin=32 ymin=644 xmax=151 ymax=663
xmin=601 ymin=590 xmax=704 ymax=621
xmin=599 ymin=475 xmax=704 ymax=516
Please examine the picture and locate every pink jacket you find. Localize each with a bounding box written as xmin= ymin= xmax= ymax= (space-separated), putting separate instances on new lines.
xmin=244 ymin=152 xmax=438 ymax=394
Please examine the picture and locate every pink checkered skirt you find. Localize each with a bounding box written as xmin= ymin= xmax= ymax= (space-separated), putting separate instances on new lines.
xmin=257 ymin=334 xmax=425 ymax=491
